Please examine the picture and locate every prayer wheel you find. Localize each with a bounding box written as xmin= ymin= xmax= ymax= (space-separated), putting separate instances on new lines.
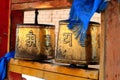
xmin=55 ymin=20 xmax=100 ymax=65
xmin=15 ymin=24 xmax=55 ymax=60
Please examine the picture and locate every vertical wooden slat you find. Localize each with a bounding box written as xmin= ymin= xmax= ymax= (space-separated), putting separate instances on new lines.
xmin=105 ymin=0 xmax=120 ymax=80
xmin=8 ymin=0 xmax=11 ymax=52
xmin=99 ymin=12 xmax=106 ymax=80
xmin=10 ymin=10 xmax=24 ymax=51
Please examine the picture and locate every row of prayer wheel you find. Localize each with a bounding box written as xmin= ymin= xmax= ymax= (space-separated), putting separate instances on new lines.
xmin=15 ymin=20 xmax=100 ymax=65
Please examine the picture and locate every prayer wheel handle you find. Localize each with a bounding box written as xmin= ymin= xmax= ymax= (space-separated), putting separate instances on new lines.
xmin=35 ymin=9 xmax=39 ymax=25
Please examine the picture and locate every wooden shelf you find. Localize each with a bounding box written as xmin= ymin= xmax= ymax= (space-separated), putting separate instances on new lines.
xmin=11 ymin=0 xmax=72 ymax=10
xmin=8 ymin=58 xmax=99 ymax=80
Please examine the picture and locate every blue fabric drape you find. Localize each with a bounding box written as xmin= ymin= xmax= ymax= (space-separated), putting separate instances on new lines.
xmin=68 ymin=0 xmax=109 ymax=46
xmin=0 ymin=51 xmax=15 ymax=80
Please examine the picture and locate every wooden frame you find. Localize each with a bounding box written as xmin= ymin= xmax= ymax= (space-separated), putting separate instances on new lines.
xmin=8 ymin=0 xmax=120 ymax=80
xmin=8 ymin=0 xmax=102 ymax=80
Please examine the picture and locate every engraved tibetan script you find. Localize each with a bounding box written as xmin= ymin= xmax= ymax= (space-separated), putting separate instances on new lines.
xmin=26 ymin=30 xmax=36 ymax=47
xmin=63 ymin=33 xmax=72 ymax=47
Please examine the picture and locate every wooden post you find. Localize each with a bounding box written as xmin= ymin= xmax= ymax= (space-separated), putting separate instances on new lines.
xmin=10 ymin=10 xmax=24 ymax=51
xmin=104 ymin=0 xmax=120 ymax=80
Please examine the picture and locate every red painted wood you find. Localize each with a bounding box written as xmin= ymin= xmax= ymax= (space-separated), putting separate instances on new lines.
xmin=105 ymin=0 xmax=120 ymax=80
xmin=8 ymin=72 xmax=26 ymax=80
xmin=10 ymin=11 xmax=24 ymax=51
xmin=0 ymin=0 xmax=10 ymax=57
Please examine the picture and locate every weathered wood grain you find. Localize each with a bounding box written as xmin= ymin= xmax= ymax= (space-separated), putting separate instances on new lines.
xmin=11 ymin=0 xmax=72 ymax=10
xmin=44 ymin=72 xmax=92 ymax=80
xmin=105 ymin=0 xmax=120 ymax=80
xmin=8 ymin=58 xmax=99 ymax=79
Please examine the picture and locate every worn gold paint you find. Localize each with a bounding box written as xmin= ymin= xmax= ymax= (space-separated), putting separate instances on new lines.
xmin=56 ymin=21 xmax=100 ymax=64
xmin=15 ymin=24 xmax=55 ymax=60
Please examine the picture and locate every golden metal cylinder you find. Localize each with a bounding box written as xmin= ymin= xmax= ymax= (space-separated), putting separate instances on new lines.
xmin=15 ymin=24 xmax=55 ymax=60
xmin=55 ymin=21 xmax=100 ymax=64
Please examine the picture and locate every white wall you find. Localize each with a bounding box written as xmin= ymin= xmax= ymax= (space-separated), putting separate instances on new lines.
xmin=22 ymin=74 xmax=45 ymax=80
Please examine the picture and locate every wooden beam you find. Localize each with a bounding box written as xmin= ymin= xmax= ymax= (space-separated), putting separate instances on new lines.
xmin=8 ymin=59 xmax=99 ymax=79
xmin=43 ymin=64 xmax=99 ymax=79
xmin=11 ymin=0 xmax=72 ymax=10
xmin=44 ymin=72 xmax=92 ymax=80
xmin=12 ymin=0 xmax=42 ymax=3
xmin=8 ymin=64 xmax=44 ymax=78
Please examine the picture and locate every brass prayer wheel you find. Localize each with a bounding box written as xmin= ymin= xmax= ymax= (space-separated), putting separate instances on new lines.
xmin=15 ymin=24 xmax=55 ymax=60
xmin=55 ymin=20 xmax=100 ymax=65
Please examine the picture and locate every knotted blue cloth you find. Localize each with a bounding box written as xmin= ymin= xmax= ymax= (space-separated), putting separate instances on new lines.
xmin=0 ymin=51 xmax=15 ymax=80
xmin=68 ymin=0 xmax=109 ymax=46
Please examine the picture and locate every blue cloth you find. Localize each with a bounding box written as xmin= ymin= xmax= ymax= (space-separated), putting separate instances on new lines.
xmin=68 ymin=0 xmax=109 ymax=46
xmin=0 ymin=51 xmax=15 ymax=80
